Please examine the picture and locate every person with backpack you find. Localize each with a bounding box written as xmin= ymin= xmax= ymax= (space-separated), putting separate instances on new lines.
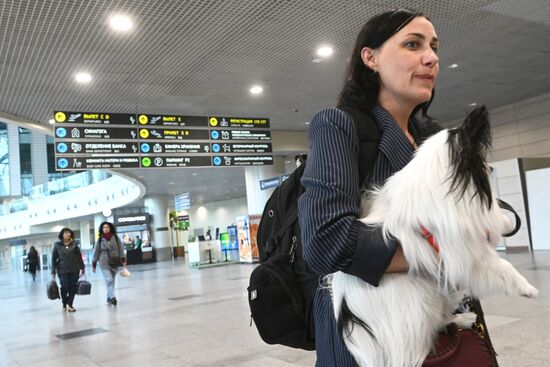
xmin=297 ymin=9 xmax=498 ymax=366
xmin=51 ymin=227 xmax=85 ymax=312
xmin=26 ymin=246 xmax=40 ymax=281
xmin=92 ymin=221 xmax=126 ymax=306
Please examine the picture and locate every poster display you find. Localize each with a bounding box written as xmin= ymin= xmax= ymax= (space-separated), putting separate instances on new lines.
xmin=236 ymin=215 xmax=260 ymax=263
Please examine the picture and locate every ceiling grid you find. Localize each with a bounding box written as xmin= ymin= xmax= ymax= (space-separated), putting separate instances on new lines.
xmin=1 ymin=0 xmax=549 ymax=203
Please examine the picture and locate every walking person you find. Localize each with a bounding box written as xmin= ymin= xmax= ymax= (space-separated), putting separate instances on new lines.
xmin=92 ymin=221 xmax=126 ymax=305
xmin=51 ymin=228 xmax=85 ymax=312
xmin=27 ymin=246 xmax=39 ymax=281
xmin=298 ymin=8 xmax=498 ymax=366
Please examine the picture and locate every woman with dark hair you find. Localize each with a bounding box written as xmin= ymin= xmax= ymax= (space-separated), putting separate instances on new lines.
xmin=51 ymin=227 xmax=85 ymax=312
xmin=27 ymin=246 xmax=39 ymax=281
xmin=298 ymin=9 xmax=497 ymax=366
xmin=92 ymin=221 xmax=126 ymax=305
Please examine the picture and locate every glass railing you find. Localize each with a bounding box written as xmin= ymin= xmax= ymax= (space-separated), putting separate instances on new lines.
xmin=0 ymin=170 xmax=111 ymax=215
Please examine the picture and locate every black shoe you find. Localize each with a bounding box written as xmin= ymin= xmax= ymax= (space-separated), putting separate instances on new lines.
xmin=111 ymin=297 xmax=117 ymax=306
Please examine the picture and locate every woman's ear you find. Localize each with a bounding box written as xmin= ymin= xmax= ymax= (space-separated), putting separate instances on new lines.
xmin=361 ymin=47 xmax=378 ymax=72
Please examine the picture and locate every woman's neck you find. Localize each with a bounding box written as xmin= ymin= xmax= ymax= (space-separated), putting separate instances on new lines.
xmin=378 ymin=94 xmax=414 ymax=132
xmin=63 ymin=239 xmax=72 ymax=245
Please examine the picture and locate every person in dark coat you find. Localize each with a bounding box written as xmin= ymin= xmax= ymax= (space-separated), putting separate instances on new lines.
xmin=26 ymin=246 xmax=39 ymax=281
xmin=51 ymin=227 xmax=85 ymax=312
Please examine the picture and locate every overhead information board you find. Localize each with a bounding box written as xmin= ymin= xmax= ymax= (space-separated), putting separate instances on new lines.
xmin=53 ymin=111 xmax=273 ymax=170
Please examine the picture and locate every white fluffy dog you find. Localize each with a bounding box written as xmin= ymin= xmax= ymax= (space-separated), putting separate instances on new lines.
xmin=331 ymin=106 xmax=538 ymax=367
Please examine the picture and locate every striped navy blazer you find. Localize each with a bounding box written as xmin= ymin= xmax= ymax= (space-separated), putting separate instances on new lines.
xmin=298 ymin=106 xmax=425 ymax=366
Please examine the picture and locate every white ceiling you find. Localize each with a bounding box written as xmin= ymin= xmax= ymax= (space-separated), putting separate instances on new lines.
xmin=1 ymin=0 xmax=550 ymax=204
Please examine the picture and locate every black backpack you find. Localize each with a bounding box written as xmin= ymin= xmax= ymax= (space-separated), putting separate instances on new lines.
xmin=247 ymin=107 xmax=380 ymax=350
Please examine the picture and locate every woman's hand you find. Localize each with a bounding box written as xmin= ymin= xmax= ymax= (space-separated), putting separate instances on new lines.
xmin=386 ymin=245 xmax=409 ymax=273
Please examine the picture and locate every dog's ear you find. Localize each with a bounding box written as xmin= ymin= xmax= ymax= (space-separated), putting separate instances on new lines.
xmin=458 ymin=105 xmax=492 ymax=156
xmin=447 ymin=105 xmax=493 ymax=209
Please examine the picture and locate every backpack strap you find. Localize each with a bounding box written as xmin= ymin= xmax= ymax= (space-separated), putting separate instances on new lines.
xmin=341 ymin=107 xmax=381 ymax=186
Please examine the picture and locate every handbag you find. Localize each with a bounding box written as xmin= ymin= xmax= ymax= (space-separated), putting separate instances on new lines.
xmin=422 ymin=322 xmax=497 ymax=367
xmin=47 ymin=280 xmax=60 ymax=300
xmin=119 ymin=266 xmax=131 ymax=277
xmin=108 ymin=255 xmax=121 ymax=267
xmin=100 ymin=237 xmax=122 ymax=267
xmin=76 ymin=275 xmax=92 ymax=295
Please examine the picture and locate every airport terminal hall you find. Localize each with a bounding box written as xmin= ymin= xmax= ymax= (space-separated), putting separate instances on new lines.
xmin=1 ymin=1 xmax=550 ymax=366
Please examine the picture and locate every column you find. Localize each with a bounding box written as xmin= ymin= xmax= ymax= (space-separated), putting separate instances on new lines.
xmin=244 ymin=156 xmax=286 ymax=215
xmin=80 ymin=221 xmax=92 ymax=250
xmin=31 ymin=131 xmax=48 ymax=186
xmin=93 ymin=214 xmax=104 ymax=245
xmin=7 ymin=124 xmax=21 ymax=196
xmin=144 ymin=195 xmax=172 ymax=261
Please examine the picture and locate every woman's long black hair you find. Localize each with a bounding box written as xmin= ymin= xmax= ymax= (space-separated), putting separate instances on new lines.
xmin=337 ymin=9 xmax=435 ymax=121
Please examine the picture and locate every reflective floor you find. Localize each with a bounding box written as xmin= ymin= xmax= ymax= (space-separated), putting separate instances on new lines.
xmin=0 ymin=251 xmax=548 ymax=366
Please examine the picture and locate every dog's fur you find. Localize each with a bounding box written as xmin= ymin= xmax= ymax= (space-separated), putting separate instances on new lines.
xmin=331 ymin=106 xmax=538 ymax=367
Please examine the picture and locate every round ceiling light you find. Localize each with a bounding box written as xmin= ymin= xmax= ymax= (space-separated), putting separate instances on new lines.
xmin=316 ymin=46 xmax=333 ymax=58
xmin=109 ymin=14 xmax=133 ymax=32
xmin=250 ymin=85 xmax=263 ymax=95
xmin=75 ymin=72 xmax=92 ymax=84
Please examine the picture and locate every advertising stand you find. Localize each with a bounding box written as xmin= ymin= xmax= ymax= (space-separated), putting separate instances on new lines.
xmin=236 ymin=215 xmax=261 ymax=263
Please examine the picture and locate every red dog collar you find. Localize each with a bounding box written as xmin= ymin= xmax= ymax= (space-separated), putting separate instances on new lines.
xmin=420 ymin=226 xmax=440 ymax=254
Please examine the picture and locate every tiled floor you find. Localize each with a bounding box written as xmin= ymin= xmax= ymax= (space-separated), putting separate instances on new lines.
xmin=0 ymin=251 xmax=548 ymax=366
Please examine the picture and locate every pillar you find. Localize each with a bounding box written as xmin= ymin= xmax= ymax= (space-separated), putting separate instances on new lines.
xmin=31 ymin=131 xmax=48 ymax=186
xmin=7 ymin=124 xmax=21 ymax=196
xmin=80 ymin=221 xmax=92 ymax=250
xmin=93 ymin=214 xmax=104 ymax=245
xmin=144 ymin=195 xmax=172 ymax=261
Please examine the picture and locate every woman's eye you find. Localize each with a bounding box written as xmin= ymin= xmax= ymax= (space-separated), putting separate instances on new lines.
xmin=405 ymin=41 xmax=419 ymax=49
xmin=431 ymin=45 xmax=439 ymax=53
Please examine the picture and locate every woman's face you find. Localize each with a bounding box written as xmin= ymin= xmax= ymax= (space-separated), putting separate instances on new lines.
xmin=63 ymin=231 xmax=72 ymax=241
xmin=102 ymin=224 xmax=111 ymax=234
xmin=363 ymin=16 xmax=439 ymax=110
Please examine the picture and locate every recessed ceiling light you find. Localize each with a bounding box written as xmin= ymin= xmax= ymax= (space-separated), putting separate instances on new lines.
xmin=109 ymin=14 xmax=133 ymax=32
xmin=448 ymin=63 xmax=459 ymax=69
xmin=316 ymin=46 xmax=333 ymax=58
xmin=48 ymin=119 xmax=55 ymax=124
xmin=250 ymin=85 xmax=263 ymax=95
xmin=305 ymin=121 xmax=310 ymax=125
xmin=469 ymin=102 xmax=478 ymax=107
xmin=75 ymin=72 xmax=92 ymax=84
xmin=192 ymin=172 xmax=197 ymax=176
xmin=312 ymin=58 xmax=322 ymax=63
xmin=167 ymin=182 xmax=174 ymax=185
